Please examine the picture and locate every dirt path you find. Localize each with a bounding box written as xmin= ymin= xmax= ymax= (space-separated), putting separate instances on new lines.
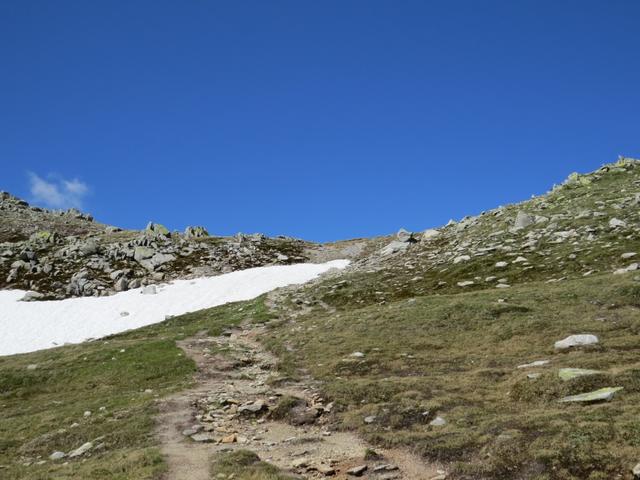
xmin=155 ymin=324 xmax=444 ymax=480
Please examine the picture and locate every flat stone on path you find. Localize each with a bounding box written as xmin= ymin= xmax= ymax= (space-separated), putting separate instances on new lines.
xmin=347 ymin=465 xmax=368 ymax=476
xmin=190 ymin=433 xmax=217 ymax=443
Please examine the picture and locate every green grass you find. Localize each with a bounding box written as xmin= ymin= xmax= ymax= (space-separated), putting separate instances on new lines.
xmin=263 ymin=272 xmax=640 ymax=479
xmin=0 ymin=298 xmax=274 ymax=479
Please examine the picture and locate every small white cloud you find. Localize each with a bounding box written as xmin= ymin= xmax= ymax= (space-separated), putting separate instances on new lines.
xmin=28 ymin=173 xmax=90 ymax=209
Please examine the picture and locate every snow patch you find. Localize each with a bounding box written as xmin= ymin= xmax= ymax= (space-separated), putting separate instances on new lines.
xmin=0 ymin=260 xmax=349 ymax=356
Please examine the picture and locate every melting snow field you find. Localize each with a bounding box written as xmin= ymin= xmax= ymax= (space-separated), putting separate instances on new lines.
xmin=0 ymin=259 xmax=349 ymax=356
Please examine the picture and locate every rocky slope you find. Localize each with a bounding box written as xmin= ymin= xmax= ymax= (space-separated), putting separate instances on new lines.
xmin=0 ymin=193 xmax=367 ymax=300
xmin=293 ymin=156 xmax=640 ymax=309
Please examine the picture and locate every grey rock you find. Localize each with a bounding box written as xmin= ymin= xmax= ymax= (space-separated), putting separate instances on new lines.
xmin=347 ymin=465 xmax=368 ymax=476
xmin=517 ymin=360 xmax=550 ymax=369
xmin=145 ymin=222 xmax=170 ymax=237
xmin=78 ymin=240 xmax=99 ymax=256
xmin=380 ymin=241 xmax=409 ymax=256
xmin=68 ymin=441 xmax=93 ymax=458
xmin=396 ymin=228 xmax=415 ymax=243
xmin=190 ymin=433 xmax=217 ymax=443
xmin=422 ymin=229 xmax=441 ymax=241
xmin=238 ymin=399 xmax=267 ymax=414
xmin=184 ymin=226 xmax=209 ymax=238
xmin=554 ymin=334 xmax=599 ymax=350
xmin=133 ymin=246 xmax=155 ymax=262
xmin=514 ymin=211 xmax=536 ymax=229
xmin=429 ymin=416 xmax=447 ymax=426
xmin=20 ymin=291 xmax=45 ymax=302
xmin=49 ymin=451 xmax=66 ymax=461
xmin=141 ymin=285 xmax=157 ymax=295
xmin=609 ymin=217 xmax=627 ymax=228
xmin=114 ymin=277 xmax=129 ymax=292
xmin=559 ymin=387 xmax=623 ymax=403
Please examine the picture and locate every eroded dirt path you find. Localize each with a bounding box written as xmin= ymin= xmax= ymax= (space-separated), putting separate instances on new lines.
xmin=155 ymin=324 xmax=444 ymax=480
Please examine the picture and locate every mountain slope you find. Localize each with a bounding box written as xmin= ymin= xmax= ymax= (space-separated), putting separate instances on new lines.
xmin=2 ymin=157 xmax=640 ymax=480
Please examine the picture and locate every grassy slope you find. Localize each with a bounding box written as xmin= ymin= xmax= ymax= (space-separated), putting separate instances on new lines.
xmin=264 ymin=273 xmax=640 ymax=480
xmin=3 ymin=160 xmax=640 ymax=479
xmin=0 ymin=299 xmax=274 ymax=480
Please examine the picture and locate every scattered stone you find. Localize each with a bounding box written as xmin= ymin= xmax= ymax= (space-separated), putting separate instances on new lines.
xmin=347 ymin=465 xmax=368 ymax=476
xmin=182 ymin=425 xmax=204 ymax=436
xmin=609 ymin=218 xmax=627 ymax=228
xmin=20 ymin=291 xmax=45 ymax=302
xmin=632 ymin=463 xmax=640 ymax=479
xmin=316 ymin=464 xmax=336 ymax=476
xmin=614 ymin=263 xmax=639 ymax=274
xmin=350 ymin=351 xmax=365 ymax=358
xmin=238 ymin=399 xmax=267 ymax=414
xmin=49 ymin=451 xmax=66 ymax=461
xmin=514 ymin=211 xmax=536 ymax=229
xmin=364 ymin=415 xmax=377 ymax=424
xmin=26 ymin=364 xmax=38 ymax=370
xmin=422 ymin=229 xmax=441 ymax=241
xmin=141 ymin=285 xmax=157 ymax=295
xmin=554 ymin=334 xmax=599 ymax=350
xmin=558 ymin=368 xmax=601 ymax=381
xmin=457 ymin=281 xmax=474 ymax=287
xmin=396 ymin=228 xmax=415 ymax=243
xmin=495 ymin=261 xmax=508 ymax=268
xmin=559 ymin=387 xmax=623 ymax=403
xmin=380 ymin=241 xmax=409 ymax=256
xmin=184 ymin=226 xmax=209 ymax=238
xmin=292 ymin=458 xmax=309 ymax=469
xmin=429 ymin=416 xmax=447 ymax=426
xmin=220 ymin=433 xmax=237 ymax=444
xmin=190 ymin=433 xmax=217 ymax=443
xmin=622 ymin=252 xmax=637 ymax=259
xmin=453 ymin=255 xmax=470 ymax=264
xmin=517 ymin=360 xmax=550 ymax=369
xmin=68 ymin=442 xmax=93 ymax=458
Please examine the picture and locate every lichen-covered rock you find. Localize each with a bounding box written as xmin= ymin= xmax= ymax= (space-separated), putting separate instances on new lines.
xmin=559 ymin=387 xmax=623 ymax=403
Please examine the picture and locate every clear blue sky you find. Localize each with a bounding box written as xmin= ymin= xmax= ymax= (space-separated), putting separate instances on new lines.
xmin=1 ymin=1 xmax=639 ymax=242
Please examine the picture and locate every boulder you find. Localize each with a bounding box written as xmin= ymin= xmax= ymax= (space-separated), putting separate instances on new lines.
xmin=380 ymin=241 xmax=409 ymax=256
xmin=554 ymin=334 xmax=599 ymax=350
xmin=145 ymin=222 xmax=170 ymax=237
xmin=114 ymin=277 xmax=129 ymax=292
xmin=184 ymin=226 xmax=209 ymax=238
xmin=514 ymin=211 xmax=536 ymax=229
xmin=422 ymin=229 xmax=441 ymax=241
xmin=78 ymin=240 xmax=99 ymax=256
xmin=396 ymin=228 xmax=415 ymax=243
xmin=133 ymin=246 xmax=155 ymax=262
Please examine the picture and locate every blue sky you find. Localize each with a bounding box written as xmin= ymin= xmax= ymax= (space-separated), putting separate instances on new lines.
xmin=1 ymin=1 xmax=639 ymax=242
